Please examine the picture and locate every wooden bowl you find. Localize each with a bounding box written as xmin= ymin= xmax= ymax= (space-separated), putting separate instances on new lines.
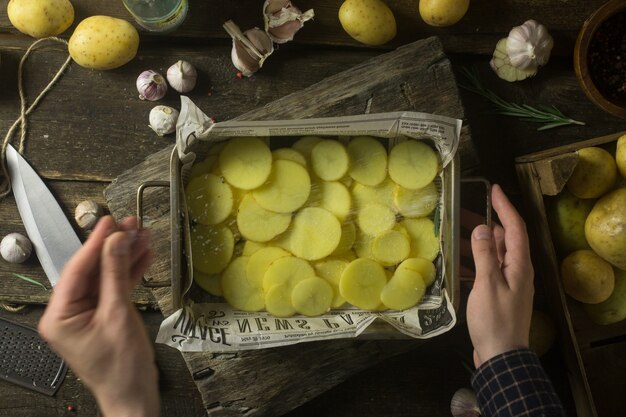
xmin=574 ymin=0 xmax=626 ymax=119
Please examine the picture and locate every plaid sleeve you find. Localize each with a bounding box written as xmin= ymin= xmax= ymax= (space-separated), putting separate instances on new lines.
xmin=471 ymin=349 xmax=566 ymax=417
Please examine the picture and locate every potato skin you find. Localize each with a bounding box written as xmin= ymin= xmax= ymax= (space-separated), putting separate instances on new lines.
xmin=339 ymin=0 xmax=396 ymax=46
xmin=7 ymin=0 xmax=74 ymax=38
xmin=419 ymin=0 xmax=470 ymax=27
xmin=585 ymin=188 xmax=626 ymax=271
xmin=617 ymin=134 xmax=626 ymax=180
xmin=69 ymin=16 xmax=139 ymax=70
xmin=566 ymin=147 xmax=617 ymax=199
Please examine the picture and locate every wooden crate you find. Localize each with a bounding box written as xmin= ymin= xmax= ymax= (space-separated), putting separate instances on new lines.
xmin=515 ymin=132 xmax=626 ymax=417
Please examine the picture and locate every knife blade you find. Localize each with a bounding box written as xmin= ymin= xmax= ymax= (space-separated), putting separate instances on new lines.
xmin=5 ymin=144 xmax=82 ymax=287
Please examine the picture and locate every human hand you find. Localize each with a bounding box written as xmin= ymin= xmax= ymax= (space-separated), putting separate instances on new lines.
xmin=467 ymin=184 xmax=534 ymax=368
xmin=38 ymin=216 xmax=159 ymax=417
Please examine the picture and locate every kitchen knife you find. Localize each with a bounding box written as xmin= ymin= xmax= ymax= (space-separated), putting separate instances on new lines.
xmin=5 ymin=144 xmax=82 ymax=287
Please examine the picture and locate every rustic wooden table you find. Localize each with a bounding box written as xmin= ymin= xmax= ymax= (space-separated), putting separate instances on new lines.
xmin=0 ymin=1 xmax=624 ymax=416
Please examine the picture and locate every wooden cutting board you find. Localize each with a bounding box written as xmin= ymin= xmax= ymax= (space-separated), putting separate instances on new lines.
xmin=105 ymin=37 xmax=477 ymax=417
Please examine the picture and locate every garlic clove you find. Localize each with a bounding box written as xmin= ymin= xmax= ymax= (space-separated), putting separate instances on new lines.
xmin=149 ymin=105 xmax=180 ymax=136
xmin=450 ymin=387 xmax=481 ymax=417
xmin=136 ymin=70 xmax=168 ymax=101
xmin=224 ymin=20 xmax=274 ymax=77
xmin=263 ymin=0 xmax=314 ymax=44
xmin=75 ymin=200 xmax=103 ymax=231
xmin=1 ymin=233 xmax=32 ymax=264
xmin=491 ymin=38 xmax=537 ymax=82
xmin=167 ymin=60 xmax=198 ymax=93
xmin=506 ymin=20 xmax=553 ymax=70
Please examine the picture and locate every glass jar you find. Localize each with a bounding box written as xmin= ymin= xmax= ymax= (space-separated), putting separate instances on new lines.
xmin=122 ymin=0 xmax=188 ymax=32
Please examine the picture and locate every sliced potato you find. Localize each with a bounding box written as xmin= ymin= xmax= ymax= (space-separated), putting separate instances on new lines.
xmin=292 ymin=277 xmax=334 ymax=316
xmin=191 ymin=224 xmax=235 ymax=274
xmin=388 ymin=140 xmax=439 ymax=190
xmin=314 ymin=258 xmax=349 ymax=308
xmin=309 ymin=181 xmax=351 ymax=222
xmin=272 ymin=148 xmax=307 ymax=167
xmin=351 ymin=177 xmax=396 ymax=209
xmin=311 ymin=140 xmax=349 ymax=181
xmin=282 ymin=207 xmax=342 ymax=260
xmin=219 ymin=137 xmax=272 ymax=190
xmin=237 ymin=194 xmax=292 ymax=242
xmin=347 ymin=136 xmax=388 ymax=186
xmin=339 ymin=258 xmax=387 ymax=309
xmin=246 ymin=247 xmax=291 ymax=287
xmin=193 ymin=269 xmax=223 ymax=296
xmin=253 ymin=160 xmax=311 ymax=213
xmin=354 ymin=231 xmax=375 ymax=260
xmin=394 ymin=182 xmax=439 ymax=218
xmin=292 ymin=136 xmax=324 ymax=160
xmin=263 ymin=256 xmax=315 ymax=292
xmin=190 ymin=155 xmax=218 ymax=178
xmin=402 ymin=218 xmax=439 ymax=261
xmin=221 ymin=256 xmax=265 ymax=312
xmin=186 ymin=173 xmax=233 ymax=225
xmin=242 ymin=240 xmax=266 ymax=256
xmin=398 ymin=257 xmax=437 ymax=286
xmin=332 ymin=221 xmax=357 ymax=256
xmin=265 ymin=285 xmax=296 ymax=317
xmin=372 ymin=229 xmax=410 ymax=266
xmin=381 ymin=266 xmax=425 ymax=310
xmin=357 ymin=203 xmax=396 ymax=236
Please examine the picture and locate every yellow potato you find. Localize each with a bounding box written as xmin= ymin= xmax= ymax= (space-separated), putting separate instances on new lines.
xmin=309 ymin=181 xmax=352 ymax=222
xmin=338 ymin=0 xmax=396 ymax=46
xmin=69 ymin=16 xmax=139 ymax=70
xmin=357 ymin=203 xmax=396 ymax=236
xmin=193 ymin=269 xmax=223 ymax=296
xmin=566 ymin=147 xmax=617 ymax=199
xmin=186 ymin=173 xmax=233 ymax=225
xmin=311 ymin=140 xmax=349 ymax=181
xmin=332 ymin=221 xmax=357 ymax=256
xmin=419 ymin=0 xmax=470 ymax=27
xmin=265 ymin=285 xmax=296 ymax=317
xmin=398 ymin=257 xmax=437 ymax=286
xmin=221 ymin=256 xmax=265 ymax=312
xmin=263 ymin=256 xmax=315 ymax=292
xmin=339 ymin=258 xmax=387 ymax=309
xmin=292 ymin=136 xmax=324 ymax=160
xmin=191 ymin=224 xmax=234 ymax=274
xmin=585 ymin=188 xmax=626 ymax=270
xmin=381 ymin=266 xmax=425 ymax=310
xmin=281 ymin=207 xmax=342 ymax=261
xmin=372 ymin=229 xmax=410 ymax=266
xmin=190 ymin=155 xmax=218 ymax=178
xmin=242 ymin=240 xmax=266 ymax=256
xmin=351 ymin=177 xmax=396 ymax=209
xmin=246 ymin=247 xmax=290 ymax=287
xmin=388 ymin=140 xmax=439 ymax=190
xmin=354 ymin=231 xmax=375 ymax=260
xmin=394 ymin=182 xmax=439 ymax=218
xmin=292 ymin=277 xmax=334 ymax=316
xmin=402 ymin=218 xmax=439 ymax=261
xmin=314 ymin=258 xmax=349 ymax=308
xmin=617 ymin=135 xmax=626 ymax=179
xmin=236 ymin=194 xmax=291 ymax=242
xmin=347 ymin=137 xmax=388 ymax=186
xmin=561 ymin=250 xmax=615 ymax=304
xmin=219 ymin=137 xmax=272 ymax=190
xmin=272 ymin=148 xmax=307 ymax=167
xmin=253 ymin=160 xmax=311 ymax=213
xmin=8 ymin=0 xmax=74 ymax=38
xmin=546 ymin=190 xmax=594 ymax=257
xmin=584 ymin=268 xmax=626 ymax=325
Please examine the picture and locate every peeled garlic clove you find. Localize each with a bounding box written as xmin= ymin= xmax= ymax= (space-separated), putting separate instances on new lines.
xmin=167 ymin=60 xmax=198 ymax=93
xmin=1 ymin=233 xmax=32 ymax=264
xmin=491 ymin=38 xmax=537 ymax=82
xmin=450 ymin=388 xmax=481 ymax=417
xmin=263 ymin=0 xmax=314 ymax=44
xmin=149 ymin=105 xmax=180 ymax=136
xmin=136 ymin=70 xmax=168 ymax=101
xmin=224 ymin=20 xmax=274 ymax=77
xmin=507 ymin=20 xmax=553 ymax=70
xmin=75 ymin=200 xmax=103 ymax=231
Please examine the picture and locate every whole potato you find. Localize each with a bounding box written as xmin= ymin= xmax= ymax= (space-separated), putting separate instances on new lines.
xmin=419 ymin=0 xmax=470 ymax=27
xmin=546 ymin=190 xmax=594 ymax=257
xmin=339 ymin=0 xmax=397 ymax=46
xmin=585 ymin=188 xmax=626 ymax=271
xmin=584 ymin=267 xmax=626 ymax=325
xmin=617 ymin=134 xmax=626 ymax=180
xmin=566 ymin=147 xmax=617 ymax=199
xmin=7 ymin=0 xmax=74 ymax=38
xmin=69 ymin=16 xmax=139 ymax=70
xmin=561 ymin=250 xmax=615 ymax=304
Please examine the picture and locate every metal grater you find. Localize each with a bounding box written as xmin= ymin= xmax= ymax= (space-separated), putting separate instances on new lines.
xmin=0 ymin=317 xmax=67 ymax=396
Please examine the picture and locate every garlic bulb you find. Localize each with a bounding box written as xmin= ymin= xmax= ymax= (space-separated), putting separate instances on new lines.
xmin=149 ymin=105 xmax=179 ymax=136
xmin=450 ymin=388 xmax=481 ymax=417
xmin=507 ymin=20 xmax=553 ymax=70
xmin=224 ymin=20 xmax=274 ymax=77
xmin=491 ymin=38 xmax=537 ymax=82
xmin=167 ymin=60 xmax=197 ymax=93
xmin=263 ymin=0 xmax=314 ymax=44
xmin=1 ymin=233 xmax=32 ymax=264
xmin=136 ymin=70 xmax=168 ymax=101
xmin=75 ymin=200 xmax=103 ymax=231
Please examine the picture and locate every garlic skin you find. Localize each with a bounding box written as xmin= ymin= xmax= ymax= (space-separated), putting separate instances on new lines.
xmin=75 ymin=200 xmax=103 ymax=231
xmin=507 ymin=20 xmax=554 ymax=70
xmin=491 ymin=38 xmax=537 ymax=82
xmin=263 ymin=0 xmax=314 ymax=44
xmin=450 ymin=388 xmax=481 ymax=417
xmin=224 ymin=20 xmax=274 ymax=77
xmin=149 ymin=105 xmax=180 ymax=136
xmin=136 ymin=70 xmax=168 ymax=101
xmin=167 ymin=60 xmax=197 ymax=93
xmin=1 ymin=233 xmax=32 ymax=264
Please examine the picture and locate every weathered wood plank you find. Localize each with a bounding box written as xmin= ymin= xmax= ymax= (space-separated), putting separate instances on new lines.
xmin=0 ymin=0 xmax=607 ymax=55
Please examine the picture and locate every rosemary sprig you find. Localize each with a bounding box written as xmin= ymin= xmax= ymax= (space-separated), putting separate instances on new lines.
xmin=13 ymin=273 xmax=49 ymax=291
xmin=458 ymin=67 xmax=585 ymax=131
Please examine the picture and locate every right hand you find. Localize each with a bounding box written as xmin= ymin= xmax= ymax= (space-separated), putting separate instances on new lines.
xmin=466 ymin=184 xmax=535 ymax=368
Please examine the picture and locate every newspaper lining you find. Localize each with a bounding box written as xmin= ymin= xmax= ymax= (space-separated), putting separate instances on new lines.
xmin=158 ymin=97 xmax=461 ymax=352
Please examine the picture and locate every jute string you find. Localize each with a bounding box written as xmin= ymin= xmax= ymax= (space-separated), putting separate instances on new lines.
xmin=1 ymin=37 xmax=71 ymax=313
